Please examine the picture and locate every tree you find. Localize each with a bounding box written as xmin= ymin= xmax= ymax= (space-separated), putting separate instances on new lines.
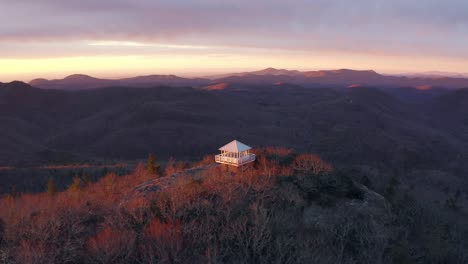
xmin=47 ymin=178 xmax=57 ymax=196
xmin=164 ymin=157 xmax=177 ymax=177
xmin=147 ymin=153 xmax=161 ymax=177
xmin=87 ymin=226 xmax=136 ymax=263
xmin=83 ymin=173 xmax=93 ymax=187
xmin=140 ymin=219 xmax=183 ymax=263
xmin=68 ymin=176 xmax=84 ymax=192
xmin=164 ymin=158 xmax=187 ymax=177
xmin=4 ymin=185 xmax=19 ymax=200
xmin=103 ymin=173 xmax=118 ymax=193
xmin=293 ymin=154 xmax=333 ymax=176
xmin=10 ymin=185 xmax=17 ymax=199
xmin=0 ymin=217 xmax=4 ymax=246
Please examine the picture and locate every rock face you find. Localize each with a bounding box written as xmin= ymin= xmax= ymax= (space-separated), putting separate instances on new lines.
xmin=120 ymin=163 xmax=219 ymax=205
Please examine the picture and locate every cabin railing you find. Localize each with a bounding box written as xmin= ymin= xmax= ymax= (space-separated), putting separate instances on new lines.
xmin=215 ymin=153 xmax=256 ymax=166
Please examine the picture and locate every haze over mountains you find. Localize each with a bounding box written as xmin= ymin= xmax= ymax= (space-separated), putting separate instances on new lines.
xmin=28 ymin=68 xmax=468 ymax=91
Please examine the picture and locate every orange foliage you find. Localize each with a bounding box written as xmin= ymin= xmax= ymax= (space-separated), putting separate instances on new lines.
xmin=145 ymin=219 xmax=182 ymax=245
xmin=15 ymin=240 xmax=47 ymax=264
xmin=164 ymin=157 xmax=189 ymax=177
xmin=0 ymin=149 xmax=335 ymax=262
xmin=196 ymin=155 xmax=215 ymax=166
xmin=0 ymin=163 xmax=157 ymax=231
xmin=87 ymin=226 xmax=136 ymax=262
xmin=293 ymin=154 xmax=333 ymax=175
xmin=140 ymin=219 xmax=183 ymax=263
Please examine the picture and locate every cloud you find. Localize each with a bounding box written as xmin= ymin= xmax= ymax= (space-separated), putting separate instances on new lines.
xmin=0 ymin=0 xmax=467 ymax=60
xmin=86 ymin=41 xmax=211 ymax=50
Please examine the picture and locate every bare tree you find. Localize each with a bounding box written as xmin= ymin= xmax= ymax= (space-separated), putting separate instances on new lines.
xmin=293 ymin=154 xmax=333 ymax=176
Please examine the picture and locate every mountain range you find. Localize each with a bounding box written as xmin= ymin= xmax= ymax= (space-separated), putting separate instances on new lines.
xmin=29 ymin=74 xmax=210 ymax=90
xmin=1 ymin=78 xmax=467 ymax=168
xmin=28 ymin=68 xmax=468 ymax=90
xmin=2 ymin=74 xmax=468 ymax=236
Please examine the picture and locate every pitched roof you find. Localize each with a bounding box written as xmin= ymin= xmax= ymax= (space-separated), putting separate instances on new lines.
xmin=219 ymin=140 xmax=251 ymax=152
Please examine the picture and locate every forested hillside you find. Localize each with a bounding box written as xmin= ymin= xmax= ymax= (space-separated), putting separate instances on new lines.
xmin=1 ymin=149 xmax=465 ymax=263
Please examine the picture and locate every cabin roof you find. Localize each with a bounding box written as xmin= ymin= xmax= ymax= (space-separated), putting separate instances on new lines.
xmin=219 ymin=140 xmax=251 ymax=152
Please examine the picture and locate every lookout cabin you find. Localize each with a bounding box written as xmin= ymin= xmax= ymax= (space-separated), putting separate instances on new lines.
xmin=215 ymin=140 xmax=256 ymax=166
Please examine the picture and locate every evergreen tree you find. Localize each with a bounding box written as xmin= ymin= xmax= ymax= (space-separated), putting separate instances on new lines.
xmin=47 ymin=178 xmax=57 ymax=196
xmin=147 ymin=153 xmax=161 ymax=177
xmin=68 ymin=176 xmax=84 ymax=192
xmin=83 ymin=173 xmax=93 ymax=187
xmin=9 ymin=185 xmax=17 ymax=199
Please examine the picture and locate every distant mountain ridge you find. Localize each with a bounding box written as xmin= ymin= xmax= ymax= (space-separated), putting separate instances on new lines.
xmin=30 ymin=74 xmax=211 ymax=90
xmin=25 ymin=68 xmax=468 ymax=90
xmin=210 ymin=68 xmax=468 ymax=89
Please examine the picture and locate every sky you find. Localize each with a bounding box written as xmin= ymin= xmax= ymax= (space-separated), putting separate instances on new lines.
xmin=1 ymin=0 xmax=468 ymax=81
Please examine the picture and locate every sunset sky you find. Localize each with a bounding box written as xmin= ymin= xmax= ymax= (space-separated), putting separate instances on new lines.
xmin=1 ymin=0 xmax=468 ymax=81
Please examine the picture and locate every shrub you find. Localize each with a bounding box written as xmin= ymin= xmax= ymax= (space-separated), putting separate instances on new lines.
xmin=87 ymin=226 xmax=136 ymax=263
xmin=293 ymin=154 xmax=333 ymax=176
xmin=47 ymin=178 xmax=57 ymax=196
xmin=140 ymin=219 xmax=183 ymax=263
xmin=15 ymin=240 xmax=47 ymax=264
xmin=263 ymin=147 xmax=295 ymax=165
xmin=68 ymin=176 xmax=84 ymax=192
xmin=0 ymin=150 xmax=401 ymax=263
xmin=197 ymin=155 xmax=214 ymax=166
xmin=103 ymin=172 xmax=118 ymax=193
xmin=0 ymin=218 xmax=4 ymax=246
xmin=164 ymin=158 xmax=188 ymax=177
